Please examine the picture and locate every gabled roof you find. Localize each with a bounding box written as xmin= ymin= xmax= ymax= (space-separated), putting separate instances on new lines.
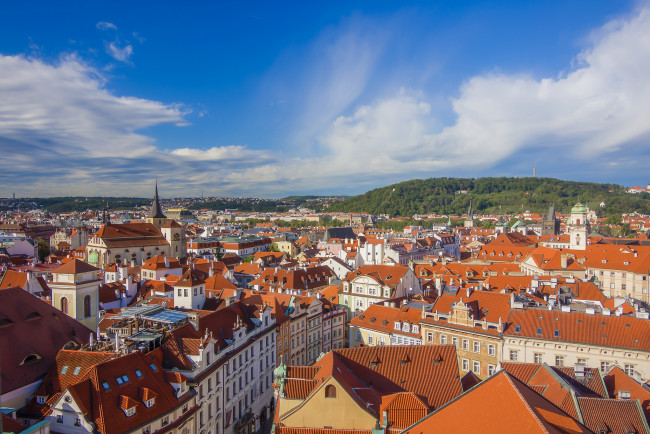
xmin=604 ymin=365 xmax=650 ymax=422
xmin=344 ymin=265 xmax=410 ymax=287
xmin=402 ymin=371 xmax=591 ymax=433
xmin=576 ymin=397 xmax=650 ymax=434
xmin=174 ymin=269 xmax=205 ymax=287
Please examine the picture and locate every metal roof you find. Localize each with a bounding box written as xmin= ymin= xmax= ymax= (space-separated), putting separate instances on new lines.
xmin=110 ymin=305 xmax=164 ymax=320
xmin=142 ymin=309 xmax=188 ymax=324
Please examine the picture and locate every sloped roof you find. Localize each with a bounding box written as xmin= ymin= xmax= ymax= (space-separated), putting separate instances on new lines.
xmin=505 ymin=309 xmax=650 ymax=352
xmin=577 ymin=397 xmax=649 ymax=434
xmin=51 ymin=258 xmax=99 ymax=275
xmin=402 ymin=371 xmax=590 ymax=433
xmin=0 ymin=287 xmax=93 ymax=394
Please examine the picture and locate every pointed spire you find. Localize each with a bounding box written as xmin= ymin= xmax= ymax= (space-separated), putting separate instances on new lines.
xmin=148 ymin=179 xmax=166 ymax=219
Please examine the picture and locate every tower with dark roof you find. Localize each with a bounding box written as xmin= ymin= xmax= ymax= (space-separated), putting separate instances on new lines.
xmin=146 ymin=180 xmax=168 ymax=229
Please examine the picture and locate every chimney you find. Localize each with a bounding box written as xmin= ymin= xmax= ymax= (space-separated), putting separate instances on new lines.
xmin=466 ymin=287 xmax=472 ymax=298
xmin=164 ymin=256 xmax=170 ymax=268
xmin=560 ymin=254 xmax=567 ymax=269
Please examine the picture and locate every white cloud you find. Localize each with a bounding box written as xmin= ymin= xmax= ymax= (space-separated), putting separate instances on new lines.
xmin=106 ymin=41 xmax=133 ymax=62
xmin=171 ymin=145 xmax=272 ymax=162
xmin=96 ymin=21 xmax=117 ymax=31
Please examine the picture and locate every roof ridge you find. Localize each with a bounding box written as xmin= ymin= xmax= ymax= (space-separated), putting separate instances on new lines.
xmin=504 ymin=371 xmax=551 ymax=433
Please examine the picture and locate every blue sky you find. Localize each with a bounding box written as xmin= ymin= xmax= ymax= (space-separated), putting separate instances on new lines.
xmin=0 ymin=1 xmax=649 ymax=198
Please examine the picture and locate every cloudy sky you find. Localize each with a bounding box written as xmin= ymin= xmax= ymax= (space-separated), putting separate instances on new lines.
xmin=1 ymin=1 xmax=649 ymax=198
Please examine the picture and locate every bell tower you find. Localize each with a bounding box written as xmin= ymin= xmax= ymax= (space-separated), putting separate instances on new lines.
xmin=568 ymin=202 xmax=588 ymax=250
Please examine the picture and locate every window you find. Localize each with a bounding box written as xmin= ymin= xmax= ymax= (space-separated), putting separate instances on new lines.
xmin=487 ymin=364 xmax=496 ymax=376
xmin=325 ymin=385 xmax=337 ymax=398
xmin=60 ymin=297 xmax=68 ymax=315
xmin=379 ymin=336 xmax=386 ymax=346
xmin=161 ymin=416 xmax=169 ymax=426
xmin=600 ymin=361 xmax=609 ymax=372
xmin=75 ymin=417 xmax=81 ymax=427
xmin=509 ymin=350 xmax=518 ymax=361
xmin=126 ymin=407 xmax=135 ymax=417
xmin=625 ymin=365 xmax=635 ymax=376
xmin=462 ymin=339 xmax=469 ymax=350
xmin=178 ymin=288 xmax=182 ymax=296
xmin=462 ymin=358 xmax=469 ymax=371
xmin=534 ymin=353 xmax=543 ymax=364
xmin=57 ymin=415 xmax=63 ymax=423
xmin=488 ymin=345 xmax=495 ymax=357
xmin=368 ymin=333 xmax=373 ymax=345
xmin=412 ymin=325 xmax=419 ymax=334
xmin=73 ymin=366 xmax=81 ymax=376
xmin=135 ymin=369 xmax=142 ymax=378
xmin=143 ymin=426 xmax=151 ymax=434
xmin=440 ymin=335 xmax=447 ymax=345
xmin=473 ymin=341 xmax=480 ymax=353
xmin=536 ymin=328 xmax=542 ymax=335
xmin=83 ymin=295 xmax=91 ymax=318
xmin=473 ymin=361 xmax=480 ymax=373
xmin=514 ymin=325 xmax=521 ymax=333
xmin=619 ymin=390 xmax=631 ymax=399
xmin=356 ymin=330 xmax=362 ymax=342
xmin=116 ymin=376 xmax=124 ymax=385
xmin=61 ymin=365 xmax=69 ymax=375
xmin=394 ymin=322 xmax=401 ymax=331
xmin=149 ymin=363 xmax=158 ymax=371
xmin=555 ymin=356 xmax=564 ymax=367
xmin=427 ymin=332 xmax=433 ymax=343
xmin=37 ymin=396 xmax=46 ymax=404
xmin=452 ymin=337 xmax=458 ymax=348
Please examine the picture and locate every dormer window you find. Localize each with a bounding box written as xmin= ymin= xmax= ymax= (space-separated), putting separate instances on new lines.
xmin=403 ymin=323 xmax=410 ymax=333
xmin=37 ymin=396 xmax=47 ymax=404
xmin=394 ymin=322 xmax=401 ymax=331
xmin=412 ymin=325 xmax=419 ymax=334
xmin=145 ymin=398 xmax=155 ymax=408
xmin=125 ymin=407 xmax=136 ymax=417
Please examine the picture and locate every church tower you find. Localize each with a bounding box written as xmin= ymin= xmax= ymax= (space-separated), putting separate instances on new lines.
xmin=161 ymin=220 xmax=187 ymax=259
xmin=146 ymin=180 xmax=168 ymax=229
xmin=568 ymin=202 xmax=588 ymax=250
xmin=49 ymin=259 xmax=100 ymax=332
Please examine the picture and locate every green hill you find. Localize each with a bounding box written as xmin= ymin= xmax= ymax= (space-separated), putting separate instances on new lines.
xmin=324 ymin=177 xmax=650 ymax=217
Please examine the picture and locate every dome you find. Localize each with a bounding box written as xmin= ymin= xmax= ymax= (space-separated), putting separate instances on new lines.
xmin=571 ymin=202 xmax=587 ymax=214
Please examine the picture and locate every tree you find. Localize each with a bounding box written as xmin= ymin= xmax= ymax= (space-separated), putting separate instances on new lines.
xmin=35 ymin=237 xmax=50 ymax=261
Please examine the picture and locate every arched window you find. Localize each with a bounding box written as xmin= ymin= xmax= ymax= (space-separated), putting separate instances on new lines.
xmin=60 ymin=297 xmax=68 ymax=314
xmin=325 ymin=385 xmax=337 ymax=398
xmin=84 ymin=295 xmax=91 ymax=318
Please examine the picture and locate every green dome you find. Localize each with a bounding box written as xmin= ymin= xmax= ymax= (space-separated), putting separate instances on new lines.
xmin=571 ymin=202 xmax=587 ymax=214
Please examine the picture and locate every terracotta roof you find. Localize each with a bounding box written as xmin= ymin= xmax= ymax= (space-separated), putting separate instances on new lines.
xmin=349 ymin=304 xmax=423 ymax=337
xmin=505 ymin=309 xmax=650 ymax=352
xmin=161 ymin=219 xmax=182 ymax=228
xmin=174 ymin=269 xmax=205 ymax=287
xmin=0 ymin=269 xmax=27 ymax=289
xmin=0 ymin=287 xmax=93 ymax=394
xmin=141 ymin=255 xmax=181 ymax=271
xmin=380 ymin=392 xmax=428 ymax=429
xmin=577 ymin=396 xmax=649 ymax=433
xmin=403 ymin=371 xmax=591 ymax=433
xmin=344 ymin=265 xmax=410 ymax=287
xmin=54 ymin=350 xmax=192 ymax=434
xmin=51 ymin=258 xmax=99 ymax=275
xmin=604 ymin=366 xmax=650 ymax=422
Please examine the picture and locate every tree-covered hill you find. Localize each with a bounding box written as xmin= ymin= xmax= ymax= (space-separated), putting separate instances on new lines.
xmin=324 ymin=177 xmax=650 ymax=217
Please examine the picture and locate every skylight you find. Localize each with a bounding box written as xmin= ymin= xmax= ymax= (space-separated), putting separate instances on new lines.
xmin=73 ymin=367 xmax=81 ymax=376
xmin=135 ymin=369 xmax=143 ymax=378
xmin=150 ymin=363 xmax=158 ymax=371
xmin=116 ymin=376 xmax=124 ymax=385
xmin=61 ymin=365 xmax=69 ymax=375
xmin=102 ymin=382 xmax=110 ymax=390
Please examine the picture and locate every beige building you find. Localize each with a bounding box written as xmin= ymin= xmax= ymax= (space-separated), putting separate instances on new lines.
xmin=49 ymin=259 xmax=100 ymax=332
xmin=275 ymin=240 xmax=298 ymax=257
xmin=420 ymin=289 xmax=511 ymax=379
xmin=503 ymin=308 xmax=650 ymax=382
xmin=85 ymin=222 xmax=170 ymax=268
xmin=341 ymin=264 xmax=421 ymax=319
xmin=349 ymin=303 xmax=423 ymax=348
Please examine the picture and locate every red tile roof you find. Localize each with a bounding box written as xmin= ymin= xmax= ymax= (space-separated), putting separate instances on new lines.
xmin=505 ymin=309 xmax=650 ymax=352
xmin=403 ymin=371 xmax=590 ymax=433
xmin=51 ymin=258 xmax=99 ymax=274
xmin=577 ymin=396 xmax=649 ymax=434
xmin=0 ymin=287 xmax=93 ymax=395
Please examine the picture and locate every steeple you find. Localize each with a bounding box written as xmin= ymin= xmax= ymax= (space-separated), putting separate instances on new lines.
xmin=148 ymin=180 xmax=166 ymax=219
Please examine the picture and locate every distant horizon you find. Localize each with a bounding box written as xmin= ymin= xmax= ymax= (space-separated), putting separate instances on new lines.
xmin=2 ymin=174 xmax=648 ymax=201
xmin=1 ymin=1 xmax=650 ymax=197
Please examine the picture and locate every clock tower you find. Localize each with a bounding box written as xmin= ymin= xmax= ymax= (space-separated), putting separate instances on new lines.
xmin=161 ymin=219 xmax=186 ymax=259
